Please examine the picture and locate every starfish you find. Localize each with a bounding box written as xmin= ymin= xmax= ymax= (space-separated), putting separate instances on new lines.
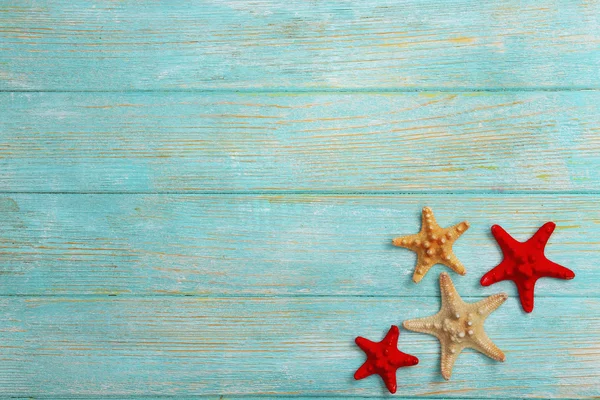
xmin=392 ymin=207 xmax=470 ymax=283
xmin=403 ymin=272 xmax=507 ymax=380
xmin=354 ymin=325 xmax=419 ymax=394
xmin=480 ymin=222 xmax=575 ymax=313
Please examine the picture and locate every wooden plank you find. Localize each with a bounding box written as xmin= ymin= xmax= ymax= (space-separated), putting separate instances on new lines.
xmin=2 ymin=397 xmax=513 ymax=400
xmin=2 ymin=91 xmax=599 ymax=193
xmin=1 ymin=0 xmax=599 ymax=90
xmin=0 ymin=296 xmax=597 ymax=397
xmin=0 ymin=194 xmax=595 ymax=297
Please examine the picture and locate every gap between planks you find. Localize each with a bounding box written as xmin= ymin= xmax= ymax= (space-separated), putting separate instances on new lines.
xmin=2 ymin=397 xmax=587 ymax=400
xmin=1 ymin=87 xmax=600 ymax=94
xmin=0 ymin=293 xmax=589 ymax=298
xmin=2 ymin=191 xmax=600 ymax=195
xmin=2 ymin=396 xmax=593 ymax=399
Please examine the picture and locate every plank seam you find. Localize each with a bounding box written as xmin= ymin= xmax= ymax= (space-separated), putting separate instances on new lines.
xmin=0 ymin=294 xmax=589 ymax=299
xmin=4 ymin=397 xmax=577 ymax=400
xmin=1 ymin=191 xmax=600 ymax=195
xmin=2 ymin=397 xmax=585 ymax=400
xmin=2 ymin=87 xmax=600 ymax=94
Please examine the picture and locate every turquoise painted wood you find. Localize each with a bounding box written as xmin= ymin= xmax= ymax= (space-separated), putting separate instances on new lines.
xmin=1 ymin=0 xmax=599 ymax=90
xmin=2 ymin=92 xmax=600 ymax=193
xmin=2 ymin=0 xmax=599 ymax=398
xmin=0 ymin=194 xmax=596 ymax=297
xmin=0 ymin=296 xmax=598 ymax=397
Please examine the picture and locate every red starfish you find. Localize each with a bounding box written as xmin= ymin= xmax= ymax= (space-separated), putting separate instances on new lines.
xmin=480 ymin=222 xmax=575 ymax=313
xmin=354 ymin=325 xmax=418 ymax=394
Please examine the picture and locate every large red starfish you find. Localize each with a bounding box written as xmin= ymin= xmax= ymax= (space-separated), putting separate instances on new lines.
xmin=354 ymin=325 xmax=418 ymax=394
xmin=480 ymin=222 xmax=575 ymax=313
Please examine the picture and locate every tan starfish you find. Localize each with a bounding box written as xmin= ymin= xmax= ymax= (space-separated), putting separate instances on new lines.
xmin=392 ymin=207 xmax=470 ymax=283
xmin=403 ymin=272 xmax=507 ymax=380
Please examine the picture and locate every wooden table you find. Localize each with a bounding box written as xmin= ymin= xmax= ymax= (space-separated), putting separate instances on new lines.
xmin=1 ymin=1 xmax=599 ymax=398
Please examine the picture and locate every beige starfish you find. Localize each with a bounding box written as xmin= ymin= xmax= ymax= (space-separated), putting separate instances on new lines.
xmin=403 ymin=272 xmax=507 ymax=380
xmin=392 ymin=207 xmax=470 ymax=283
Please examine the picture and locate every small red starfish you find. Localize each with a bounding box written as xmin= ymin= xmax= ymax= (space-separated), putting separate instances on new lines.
xmin=354 ymin=325 xmax=418 ymax=394
xmin=480 ymin=222 xmax=575 ymax=313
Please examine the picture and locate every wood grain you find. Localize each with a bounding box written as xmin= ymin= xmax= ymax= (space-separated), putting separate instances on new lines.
xmin=0 ymin=296 xmax=597 ymax=397
xmin=1 ymin=0 xmax=599 ymax=90
xmin=2 ymin=92 xmax=599 ymax=193
xmin=0 ymin=194 xmax=594 ymax=297
xmin=3 ymin=1 xmax=599 ymax=399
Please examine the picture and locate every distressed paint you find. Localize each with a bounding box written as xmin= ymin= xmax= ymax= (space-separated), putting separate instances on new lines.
xmin=0 ymin=194 xmax=595 ymax=297
xmin=1 ymin=0 xmax=599 ymax=90
xmin=1 ymin=0 xmax=599 ymax=398
xmin=0 ymin=296 xmax=598 ymax=397
xmin=1 ymin=92 xmax=599 ymax=193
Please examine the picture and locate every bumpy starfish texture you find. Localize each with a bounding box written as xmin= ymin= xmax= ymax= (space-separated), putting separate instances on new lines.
xmin=354 ymin=325 xmax=419 ymax=394
xmin=403 ymin=273 xmax=507 ymax=380
xmin=480 ymin=222 xmax=575 ymax=313
xmin=393 ymin=207 xmax=470 ymax=283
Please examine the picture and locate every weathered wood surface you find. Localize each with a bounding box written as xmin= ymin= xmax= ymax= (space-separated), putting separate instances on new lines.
xmin=2 ymin=92 xmax=600 ymax=193
xmin=0 ymin=194 xmax=594 ymax=297
xmin=1 ymin=296 xmax=598 ymax=397
xmin=3 ymin=0 xmax=599 ymax=398
xmin=1 ymin=0 xmax=599 ymax=90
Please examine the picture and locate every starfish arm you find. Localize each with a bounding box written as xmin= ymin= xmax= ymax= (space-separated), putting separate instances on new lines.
xmin=439 ymin=341 xmax=461 ymax=380
xmin=382 ymin=370 xmax=398 ymax=394
xmin=439 ymin=272 xmax=463 ymax=313
xmin=480 ymin=260 xmax=512 ymax=286
xmin=491 ymin=224 xmax=520 ymax=255
xmin=392 ymin=233 xmax=421 ymax=250
xmin=354 ymin=360 xmax=375 ymax=380
xmin=402 ymin=315 xmax=441 ymax=337
xmin=448 ymin=221 xmax=470 ymax=239
xmin=470 ymin=331 xmax=506 ymax=362
xmin=393 ymin=350 xmax=419 ymax=368
xmin=528 ymin=222 xmax=556 ymax=248
xmin=516 ymin=279 xmax=537 ymax=313
xmin=441 ymin=251 xmax=466 ymax=276
xmin=383 ymin=325 xmax=400 ymax=347
xmin=412 ymin=257 xmax=435 ymax=283
xmin=355 ymin=336 xmax=378 ymax=356
xmin=421 ymin=207 xmax=441 ymax=233
xmin=539 ymin=259 xmax=575 ymax=280
xmin=471 ymin=293 xmax=508 ymax=318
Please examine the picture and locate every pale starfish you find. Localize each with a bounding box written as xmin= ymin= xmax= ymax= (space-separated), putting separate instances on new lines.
xmin=393 ymin=207 xmax=470 ymax=283
xmin=403 ymin=272 xmax=507 ymax=380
